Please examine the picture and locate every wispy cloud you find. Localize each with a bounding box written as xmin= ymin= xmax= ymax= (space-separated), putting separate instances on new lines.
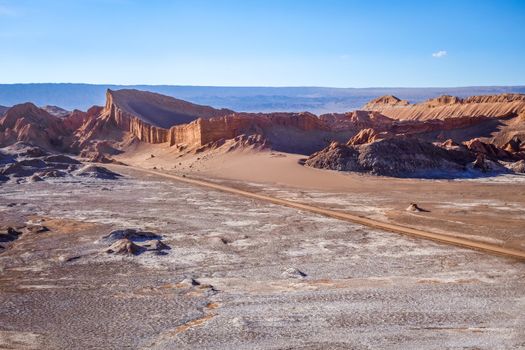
xmin=432 ymin=50 xmax=447 ymax=58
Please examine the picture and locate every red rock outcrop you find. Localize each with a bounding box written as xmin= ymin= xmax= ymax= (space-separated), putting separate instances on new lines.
xmin=305 ymin=136 xmax=469 ymax=178
xmin=106 ymin=89 xmax=233 ymax=128
xmin=319 ymin=110 xmax=394 ymax=132
xmin=346 ymin=128 xmax=394 ymax=146
xmin=0 ymin=103 xmax=68 ymax=149
xmin=76 ymin=89 xmax=235 ymax=146
xmin=168 ymin=112 xmax=327 ymax=153
xmin=363 ymin=93 xmax=525 ymax=121
xmin=363 ymin=95 xmax=410 ymax=110
xmin=463 ymin=138 xmax=515 ymax=160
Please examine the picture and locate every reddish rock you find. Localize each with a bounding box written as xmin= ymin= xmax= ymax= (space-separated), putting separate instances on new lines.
xmin=105 ymin=238 xmax=142 ymax=255
xmin=346 ymin=128 xmax=393 ymax=146
xmin=363 ymin=93 xmax=525 ymax=121
xmin=464 ymin=138 xmax=513 ymax=160
xmin=0 ymin=103 xmax=67 ymax=150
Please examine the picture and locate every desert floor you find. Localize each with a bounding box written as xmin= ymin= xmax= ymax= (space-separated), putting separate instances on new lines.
xmin=117 ymin=144 xmax=525 ymax=251
xmin=1 ymin=165 xmax=524 ymax=349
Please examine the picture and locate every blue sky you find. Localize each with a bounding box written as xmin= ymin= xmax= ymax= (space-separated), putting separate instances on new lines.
xmin=0 ymin=0 xmax=524 ymax=87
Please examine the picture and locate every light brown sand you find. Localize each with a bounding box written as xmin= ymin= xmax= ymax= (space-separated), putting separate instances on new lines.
xmin=116 ymin=143 xmax=525 ymax=251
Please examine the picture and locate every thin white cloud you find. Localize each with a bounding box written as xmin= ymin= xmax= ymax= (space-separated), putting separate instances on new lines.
xmin=432 ymin=50 xmax=447 ymax=58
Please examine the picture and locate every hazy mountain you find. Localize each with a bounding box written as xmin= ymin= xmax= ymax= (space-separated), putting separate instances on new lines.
xmin=0 ymin=105 xmax=9 ymax=115
xmin=1 ymin=83 xmax=525 ymax=114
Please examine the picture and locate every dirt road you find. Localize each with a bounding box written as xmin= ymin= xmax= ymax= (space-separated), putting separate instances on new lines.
xmin=110 ymin=164 xmax=525 ymax=261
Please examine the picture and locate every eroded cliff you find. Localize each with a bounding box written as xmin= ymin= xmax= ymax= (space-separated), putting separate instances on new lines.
xmin=363 ymin=93 xmax=525 ymax=121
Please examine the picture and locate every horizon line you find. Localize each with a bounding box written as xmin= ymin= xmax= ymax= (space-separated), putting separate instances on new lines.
xmin=1 ymin=82 xmax=525 ymax=90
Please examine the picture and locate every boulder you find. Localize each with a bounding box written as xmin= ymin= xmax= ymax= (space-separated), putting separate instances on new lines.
xmin=406 ymin=203 xmax=428 ymax=212
xmin=102 ymin=228 xmax=161 ymax=243
xmin=29 ymin=174 xmax=44 ymax=182
xmin=0 ymin=227 xmax=22 ymax=242
xmin=105 ymin=238 xmax=143 ymax=255
xmin=25 ymin=225 xmax=49 ymax=233
xmin=282 ymin=267 xmax=307 ymax=279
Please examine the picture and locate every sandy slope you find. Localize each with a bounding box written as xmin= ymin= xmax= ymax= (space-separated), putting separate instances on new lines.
xmin=116 ymin=143 xmax=525 ymax=252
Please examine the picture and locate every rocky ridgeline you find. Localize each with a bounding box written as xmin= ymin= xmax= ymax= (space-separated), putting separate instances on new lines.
xmin=2 ymin=88 xmax=525 ymax=178
xmin=305 ymin=134 xmax=525 ymax=178
xmin=363 ymin=93 xmax=525 ymax=121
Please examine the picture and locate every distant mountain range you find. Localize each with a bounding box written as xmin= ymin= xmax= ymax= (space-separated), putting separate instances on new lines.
xmin=1 ymin=83 xmax=525 ymax=114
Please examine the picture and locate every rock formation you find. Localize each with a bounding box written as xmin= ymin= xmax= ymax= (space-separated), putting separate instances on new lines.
xmin=74 ymin=89 xmax=235 ymax=146
xmin=41 ymin=105 xmax=70 ymax=118
xmin=2 ymin=88 xmax=525 ymax=180
xmin=463 ymin=138 xmax=516 ymax=161
xmin=105 ymin=238 xmax=143 ymax=255
xmin=406 ymin=203 xmax=427 ymax=212
xmin=0 ymin=103 xmax=69 ymax=150
xmin=363 ymin=95 xmax=410 ymax=110
xmin=305 ymin=136 xmax=474 ymax=178
xmin=74 ymin=165 xmax=121 ymax=179
xmin=363 ymin=93 xmax=525 ymax=121
xmin=168 ymin=112 xmax=331 ymax=154
xmin=346 ymin=128 xmax=394 ymax=146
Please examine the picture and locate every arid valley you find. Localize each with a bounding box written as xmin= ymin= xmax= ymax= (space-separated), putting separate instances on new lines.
xmin=2 ymin=1 xmax=525 ymax=348
xmin=1 ymin=86 xmax=525 ymax=349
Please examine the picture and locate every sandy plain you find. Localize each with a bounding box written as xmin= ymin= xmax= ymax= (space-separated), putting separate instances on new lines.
xmin=1 ymin=164 xmax=524 ymax=349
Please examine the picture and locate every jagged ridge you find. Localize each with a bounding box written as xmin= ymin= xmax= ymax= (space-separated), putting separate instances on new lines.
xmin=363 ymin=93 xmax=525 ymax=120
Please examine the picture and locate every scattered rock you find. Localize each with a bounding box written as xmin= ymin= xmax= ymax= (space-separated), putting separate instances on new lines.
xmin=208 ymin=236 xmax=230 ymax=245
xmin=282 ymin=267 xmax=307 ymax=279
xmin=23 ymin=147 xmax=48 ymax=158
xmin=507 ymin=160 xmax=525 ymax=173
xmin=142 ymin=239 xmax=171 ymax=254
xmin=18 ymin=159 xmax=47 ymax=168
xmin=0 ymin=157 xmax=51 ymax=179
xmin=74 ymin=165 xmax=121 ymax=179
xmin=38 ymin=169 xmax=67 ymax=178
xmin=472 ymin=154 xmax=490 ymax=172
xmin=44 ymin=154 xmax=81 ymax=164
xmin=406 ymin=203 xmax=428 ymax=212
xmin=1 ymin=142 xmax=48 ymax=158
xmin=180 ymin=278 xmax=201 ymax=287
xmin=25 ymin=225 xmax=49 ymax=234
xmin=0 ymin=227 xmax=22 ymax=242
xmin=102 ymin=229 xmax=161 ymax=243
xmin=150 ymin=240 xmax=170 ymax=251
xmin=105 ymin=238 xmax=143 ymax=255
xmin=29 ymin=174 xmax=44 ymax=182
xmin=58 ymin=255 xmax=82 ymax=263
